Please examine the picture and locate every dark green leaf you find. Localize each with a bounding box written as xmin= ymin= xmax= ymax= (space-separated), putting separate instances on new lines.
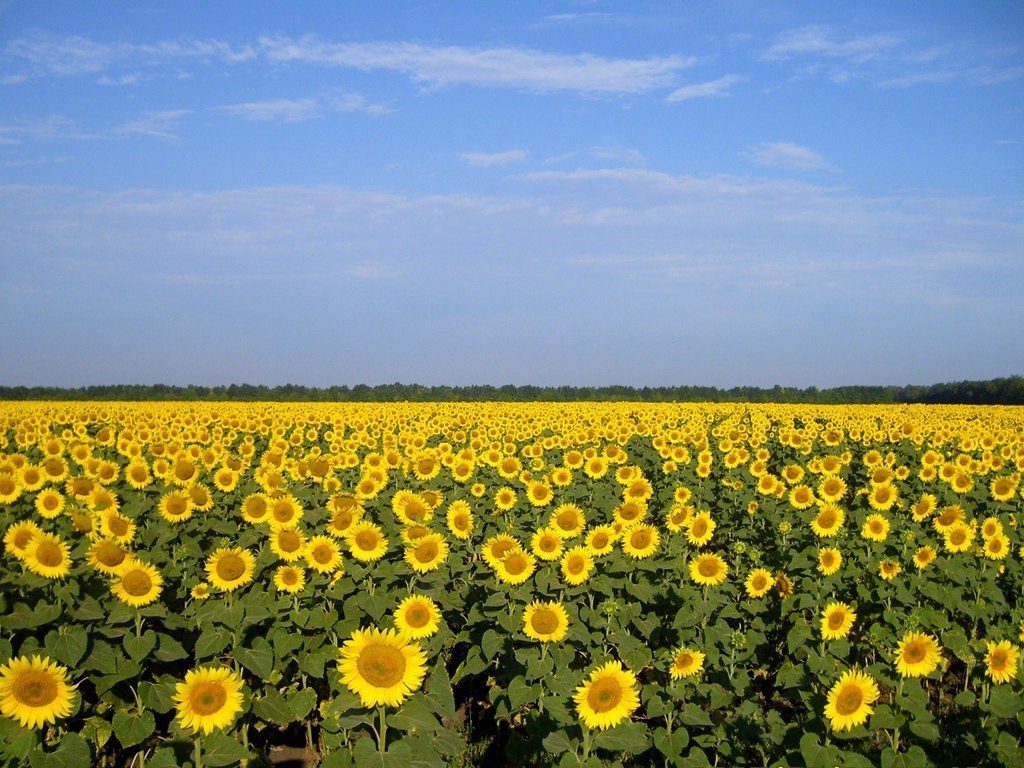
xmin=112 ymin=709 xmax=156 ymax=748
xmin=593 ymin=721 xmax=648 ymax=754
xmin=234 ymin=636 xmax=275 ymax=679
xmin=253 ymin=688 xmax=294 ymax=724
xmin=29 ymin=732 xmax=91 ymax=768
xmin=123 ymin=631 xmax=158 ymax=661
xmin=200 ymin=731 xmax=251 ymax=767
xmin=680 ymin=703 xmax=713 ymax=727
xmin=195 ymin=628 xmax=232 ymax=660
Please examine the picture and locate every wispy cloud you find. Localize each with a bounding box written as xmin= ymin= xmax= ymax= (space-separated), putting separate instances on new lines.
xmin=745 ymin=142 xmax=837 ymax=171
xmin=587 ymin=146 xmax=646 ymax=165
xmin=111 ymin=109 xmax=191 ymax=141
xmin=764 ymin=25 xmax=903 ymax=65
xmin=460 ymin=150 xmax=528 ymax=168
xmin=214 ymin=91 xmax=390 ymax=122
xmin=258 ymin=36 xmax=696 ymax=94
xmin=665 ymin=74 xmax=743 ymax=102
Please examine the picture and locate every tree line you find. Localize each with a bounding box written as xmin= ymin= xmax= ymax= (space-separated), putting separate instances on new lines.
xmin=0 ymin=376 xmax=1021 ymax=404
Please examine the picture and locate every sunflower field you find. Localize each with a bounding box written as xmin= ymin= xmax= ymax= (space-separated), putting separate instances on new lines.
xmin=1 ymin=402 xmax=1023 ymax=768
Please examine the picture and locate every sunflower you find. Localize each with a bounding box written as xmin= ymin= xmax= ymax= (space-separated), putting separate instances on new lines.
xmin=305 ymin=536 xmax=344 ymax=574
xmin=744 ymin=568 xmax=774 ymax=598
xmin=824 ymin=669 xmax=879 ymax=732
xmin=911 ymin=494 xmax=937 ymax=522
xmin=394 ymin=595 xmax=441 ymax=639
xmin=268 ymin=494 xmax=304 ymax=531
xmin=689 ymin=554 xmax=728 ymax=587
xmin=24 ymin=533 xmax=72 ymax=579
xmin=531 ymin=528 xmax=564 ymax=561
xmin=240 ymin=493 xmax=271 ymax=525
xmin=112 ymin=560 xmax=164 ymax=607
xmin=347 ymin=522 xmax=389 ymax=563
xmin=392 ymin=491 xmax=433 ymax=525
xmin=173 ymin=666 xmax=245 ymax=734
xmin=878 ymin=560 xmax=902 ymax=581
xmin=817 ymin=476 xmax=847 ymax=503
xmin=867 ymin=484 xmax=898 ymax=512
xmin=933 ymin=504 xmax=965 ymax=533
xmin=621 ymin=525 xmax=659 ymax=559
xmin=820 ymin=602 xmax=856 ymax=640
xmin=894 ymin=632 xmax=943 ymax=678
xmin=4 ymin=520 xmax=41 ymax=561
xmin=124 ymin=461 xmax=152 ymax=490
xmin=585 ymin=525 xmax=617 ymax=557
xmin=34 ymin=489 xmax=65 ymax=519
xmin=526 ymin=480 xmax=553 ymax=507
xmin=574 ymin=661 xmax=639 ymax=730
xmin=482 ymin=534 xmax=521 ymax=569
xmin=815 ymin=547 xmax=841 ymax=575
xmin=523 ymin=601 xmax=569 ymax=643
xmin=191 ymin=582 xmax=211 ymax=600
xmin=86 ymin=538 xmax=132 ymax=575
xmin=981 ymin=516 xmax=1004 ymax=540
xmin=493 ymin=549 xmax=536 ymax=585
xmin=0 ymin=473 xmax=22 ymax=505
xmin=550 ymin=503 xmax=586 ymax=538
xmin=338 ymin=628 xmax=428 ymax=708
xmin=913 ymin=546 xmax=937 ymax=569
xmin=985 ymin=640 xmax=1020 ymax=684
xmin=861 ymin=514 xmax=890 ymax=542
xmin=158 ymin=490 xmax=193 ymax=524
xmin=446 ymin=501 xmax=474 ymax=540
xmin=584 ymin=457 xmax=609 ymax=480
xmin=613 ymin=500 xmax=647 ymax=527
xmin=810 ymin=505 xmax=844 ymax=538
xmin=269 ymin=527 xmax=307 ymax=562
xmin=561 ymin=546 xmax=595 ymax=586
xmin=273 ymin=565 xmax=306 ymax=594
xmin=494 ymin=487 xmax=517 ymax=511
xmin=944 ymin=523 xmax=975 ymax=553
xmin=403 ymin=533 xmax=449 ymax=574
xmin=983 ymin=533 xmax=1011 ymax=560
xmin=685 ymin=512 xmax=716 ymax=547
xmin=669 ymin=648 xmax=705 ymax=680
xmin=990 ymin=475 xmax=1017 ymax=502
xmin=788 ymin=485 xmax=815 ymax=510
xmin=206 ymin=547 xmax=256 ymax=592
xmin=0 ymin=655 xmax=76 ymax=729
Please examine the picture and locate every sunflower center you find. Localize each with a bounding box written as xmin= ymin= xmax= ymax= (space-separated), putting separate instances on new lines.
xmin=698 ymin=559 xmax=720 ymax=577
xmin=991 ymin=650 xmax=1008 ymax=672
xmin=691 ymin=520 xmax=707 ymax=537
xmin=246 ymin=500 xmax=268 ymax=519
xmin=282 ymin=569 xmax=299 ymax=585
xmin=752 ymin=574 xmax=768 ymax=590
xmin=35 ymin=541 xmax=64 ymax=567
xmin=12 ymin=671 xmax=58 ymax=707
xmin=530 ymin=608 xmax=559 ymax=635
xmin=557 ymin=511 xmax=577 ymax=530
xmin=821 ymin=554 xmax=836 ymax=568
xmin=108 ymin=516 xmax=129 ymax=536
xmin=96 ymin=542 xmax=126 ymax=567
xmin=43 ymin=495 xmax=60 ymax=511
xmin=587 ymin=677 xmax=624 ymax=713
xmin=903 ymin=642 xmax=926 ymax=664
xmin=454 ymin=515 xmax=469 ymax=531
xmin=817 ymin=512 xmax=836 ymax=529
xmin=415 ymin=542 xmax=439 ymax=563
xmin=356 ymin=531 xmax=379 ymax=551
xmin=835 ymin=684 xmax=864 ymax=716
xmin=278 ymin=531 xmax=301 ymax=552
xmin=592 ymin=533 xmax=609 ymax=549
xmin=567 ymin=556 xmax=584 ymax=575
xmin=504 ymin=553 xmax=527 ymax=575
xmin=631 ymin=530 xmax=651 ymax=549
xmin=406 ymin=605 xmax=431 ymax=628
xmin=189 ymin=682 xmax=228 ymax=716
xmin=540 ymin=536 xmax=557 ymax=552
xmin=273 ymin=503 xmax=295 ymax=523
xmin=13 ymin=529 xmax=34 ymax=549
xmin=216 ymin=554 xmax=246 ymax=581
xmin=313 ymin=545 xmax=333 ymax=564
xmin=828 ymin=612 xmax=845 ymax=630
xmin=675 ymin=652 xmax=693 ymax=670
xmin=122 ymin=569 xmax=153 ymax=596
xmin=989 ymin=539 xmax=1004 ymax=553
xmin=166 ymin=496 xmax=188 ymax=516
xmin=357 ymin=644 xmax=407 ymax=688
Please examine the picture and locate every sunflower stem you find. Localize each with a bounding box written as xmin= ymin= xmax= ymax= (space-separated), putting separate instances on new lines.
xmin=194 ymin=735 xmax=202 ymax=768
xmin=581 ymin=726 xmax=591 ymax=762
xmin=377 ymin=705 xmax=387 ymax=751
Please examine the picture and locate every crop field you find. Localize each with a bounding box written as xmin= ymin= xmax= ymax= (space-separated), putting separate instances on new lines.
xmin=0 ymin=402 xmax=1022 ymax=768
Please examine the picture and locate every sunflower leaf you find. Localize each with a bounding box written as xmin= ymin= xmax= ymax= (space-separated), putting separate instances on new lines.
xmin=253 ymin=688 xmax=294 ymax=724
xmin=123 ymin=631 xmax=158 ymax=661
xmin=234 ymin=637 xmax=275 ymax=679
xmin=28 ymin=731 xmax=91 ymax=768
xmin=593 ymin=721 xmax=648 ymax=754
xmin=112 ymin=709 xmax=156 ymax=748
xmin=199 ymin=731 xmax=251 ymax=767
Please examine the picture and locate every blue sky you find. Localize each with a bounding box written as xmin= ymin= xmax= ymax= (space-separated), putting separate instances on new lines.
xmin=1 ymin=1 xmax=1022 ymax=389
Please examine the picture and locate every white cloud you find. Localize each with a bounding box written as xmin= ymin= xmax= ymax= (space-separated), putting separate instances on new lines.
xmin=111 ymin=110 xmax=191 ymax=141
xmin=214 ymin=92 xmax=389 ymax=122
xmin=665 ymin=74 xmax=743 ymax=102
xmin=460 ymin=150 xmax=528 ymax=168
xmin=745 ymin=142 xmax=836 ymax=171
xmin=763 ymin=25 xmax=903 ymax=64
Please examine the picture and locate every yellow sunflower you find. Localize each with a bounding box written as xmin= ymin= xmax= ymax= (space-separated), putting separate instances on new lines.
xmin=894 ymin=632 xmax=943 ymax=678
xmin=173 ymin=666 xmax=245 ymax=734
xmin=305 ymin=535 xmax=344 ymax=574
xmin=913 ymin=546 xmax=937 ymax=569
xmin=269 ymin=527 xmax=307 ymax=562
xmin=689 ymin=553 xmax=728 ymax=587
xmin=393 ymin=595 xmax=441 ymax=639
xmin=523 ymin=601 xmax=569 ymax=643
xmin=820 ymin=602 xmax=856 ymax=640
xmin=24 ymin=533 xmax=72 ymax=579
xmin=621 ymin=525 xmax=659 ymax=559
xmin=550 ymin=503 xmax=586 ymax=538
xmin=240 ymin=493 xmax=271 ymax=525
xmin=810 ymin=505 xmax=844 ymax=538
xmin=817 ymin=548 xmax=842 ymax=576
xmin=4 ymin=520 xmax=41 ymax=561
xmin=526 ymin=480 xmax=553 ymax=507
xmin=685 ymin=512 xmax=716 ymax=547
xmin=205 ymin=547 xmax=256 ymax=592
xmin=943 ymin=523 xmax=975 ymax=553
xmin=86 ymin=538 xmax=132 ymax=575
xmin=404 ymin=533 xmax=449 ymax=574
xmin=338 ymin=628 xmax=428 ymax=708
xmin=494 ymin=487 xmax=517 ymax=511
xmin=878 ymin=560 xmax=902 ymax=581
xmin=446 ymin=501 xmax=474 ymax=540
xmin=985 ymin=640 xmax=1020 ymax=684
xmin=585 ymin=525 xmax=617 ymax=557
xmin=744 ymin=568 xmax=774 ymax=598
xmin=561 ymin=546 xmax=595 ymax=586
xmin=34 ymin=489 xmax=65 ymax=519
xmin=273 ymin=565 xmax=306 ymax=594
xmin=824 ymin=669 xmax=879 ymax=731
xmin=157 ymin=490 xmax=193 ymax=524
xmin=531 ymin=528 xmax=564 ymax=561
xmin=983 ymin=533 xmax=1010 ymax=560
xmin=347 ymin=522 xmax=389 ymax=563
xmin=669 ymin=648 xmax=705 ymax=680
xmin=860 ymin=514 xmax=890 ymax=542
xmin=112 ymin=560 xmax=164 ymax=607
xmin=482 ymin=534 xmax=521 ymax=569
xmin=573 ymin=661 xmax=639 ymax=730
xmin=0 ymin=655 xmax=76 ymax=729
xmin=493 ymin=549 xmax=536 ymax=585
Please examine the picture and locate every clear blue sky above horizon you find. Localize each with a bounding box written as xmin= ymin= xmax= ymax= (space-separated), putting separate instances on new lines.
xmin=2 ymin=1 xmax=1022 ymax=390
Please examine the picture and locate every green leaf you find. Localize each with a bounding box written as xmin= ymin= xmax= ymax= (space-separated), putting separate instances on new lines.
xmin=653 ymin=726 xmax=689 ymax=762
xmin=388 ymin=695 xmax=440 ymax=734
xmin=289 ymin=688 xmax=318 ymax=720
xmin=195 ymin=628 xmax=232 ymax=660
xmin=298 ymin=646 xmax=336 ymax=678
xmin=146 ymin=748 xmax=181 ymax=768
xmin=507 ymin=676 xmax=534 ymax=710
xmin=593 ymin=721 xmax=648 ymax=754
xmin=869 ymin=704 xmax=905 ymax=731
xmin=1 ymin=600 xmax=61 ymax=630
xmin=988 ymin=685 xmax=1022 ymax=719
xmin=353 ymin=737 xmax=413 ymax=768
xmin=680 ymin=703 xmax=713 ymax=727
xmin=542 ymin=729 xmax=574 ymax=755
xmin=200 ymin=731 xmax=251 ymax=767
xmin=0 ymin=718 xmax=40 ymax=761
xmin=234 ymin=636 xmax=275 ymax=679
xmin=954 ymin=690 xmax=976 ymax=707
xmin=29 ymin=732 xmax=91 ymax=768
xmin=253 ymin=688 xmax=294 ymax=724
xmin=422 ymin=662 xmax=455 ymax=718
xmin=153 ymin=633 xmax=188 ymax=662
xmin=47 ymin=627 xmax=89 ymax=668
xmin=909 ymin=719 xmax=940 ymax=742
xmin=139 ymin=677 xmax=176 ymax=714
xmin=481 ymin=629 xmax=502 ymax=660
xmin=800 ymin=733 xmax=840 ymax=768
xmin=112 ymin=709 xmax=156 ymax=748
xmin=680 ymin=746 xmax=712 ymax=767
xmin=123 ymin=631 xmax=158 ymax=661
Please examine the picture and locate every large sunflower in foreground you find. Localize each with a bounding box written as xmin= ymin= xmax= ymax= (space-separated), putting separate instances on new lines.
xmin=24 ymin=533 xmax=72 ymax=579
xmin=894 ymin=632 xmax=943 ymax=678
xmin=205 ymin=547 xmax=256 ymax=592
xmin=173 ymin=666 xmax=245 ymax=734
xmin=0 ymin=655 xmax=76 ymax=729
xmin=574 ymin=661 xmax=639 ymax=730
xmin=824 ymin=669 xmax=879 ymax=731
xmin=338 ymin=628 xmax=427 ymax=708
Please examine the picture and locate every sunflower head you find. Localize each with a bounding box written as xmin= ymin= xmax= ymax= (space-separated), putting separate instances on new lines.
xmin=338 ymin=628 xmax=428 ymax=708
xmin=0 ymin=655 xmax=76 ymax=729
